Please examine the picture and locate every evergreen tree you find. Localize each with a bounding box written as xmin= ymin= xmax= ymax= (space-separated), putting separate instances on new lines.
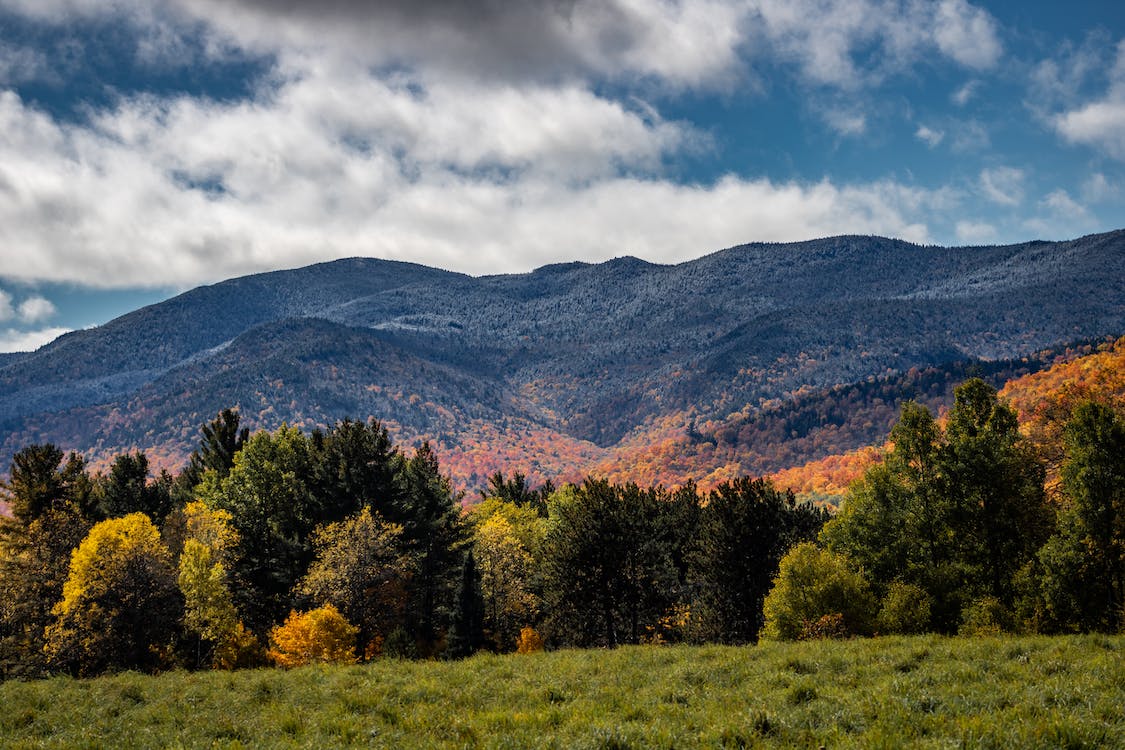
xmin=391 ymin=443 xmax=467 ymax=653
xmin=174 ymin=408 xmax=250 ymax=503
xmin=98 ymin=451 xmax=176 ymax=525
xmin=311 ymin=418 xmax=405 ymax=523
xmin=541 ymin=480 xmax=683 ymax=647
xmin=0 ymin=506 xmax=94 ymax=676
xmin=448 ymin=551 xmax=486 ymax=658
xmin=690 ymin=477 xmax=827 ymax=643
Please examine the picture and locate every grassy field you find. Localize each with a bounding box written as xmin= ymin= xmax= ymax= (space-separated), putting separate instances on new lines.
xmin=0 ymin=635 xmax=1123 ymax=748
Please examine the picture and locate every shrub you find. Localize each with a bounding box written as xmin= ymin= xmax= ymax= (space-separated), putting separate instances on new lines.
xmin=516 ymin=626 xmax=545 ymax=654
xmin=761 ymin=542 xmax=876 ymax=640
xmin=878 ymin=582 xmax=932 ymax=634
xmin=959 ymin=597 xmax=1013 ymax=636
xmin=267 ymin=605 xmax=358 ymax=668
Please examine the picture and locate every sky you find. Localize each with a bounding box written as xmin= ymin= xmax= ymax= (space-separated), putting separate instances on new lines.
xmin=0 ymin=0 xmax=1123 ymax=352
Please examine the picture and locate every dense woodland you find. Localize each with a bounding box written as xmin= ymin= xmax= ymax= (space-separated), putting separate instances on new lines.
xmin=0 ymin=375 xmax=1123 ymax=678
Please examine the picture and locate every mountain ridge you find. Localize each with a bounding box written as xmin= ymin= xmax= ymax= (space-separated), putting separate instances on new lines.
xmin=1 ymin=230 xmax=1122 ymax=490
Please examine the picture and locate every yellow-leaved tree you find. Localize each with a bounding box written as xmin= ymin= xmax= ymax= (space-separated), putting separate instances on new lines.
xmin=177 ymin=502 xmax=258 ymax=669
xmin=267 ymin=604 xmax=358 ymax=668
xmin=45 ymin=513 xmax=181 ymax=676
xmin=474 ymin=513 xmax=538 ymax=650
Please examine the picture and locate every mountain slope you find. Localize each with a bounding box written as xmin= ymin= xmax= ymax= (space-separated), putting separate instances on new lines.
xmin=1 ymin=231 xmax=1122 ymax=490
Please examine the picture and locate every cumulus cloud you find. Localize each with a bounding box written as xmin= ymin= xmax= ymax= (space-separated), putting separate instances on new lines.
xmin=951 ymin=80 xmax=979 ymax=106
xmin=0 ymin=0 xmax=1018 ymax=291
xmin=16 ymin=295 xmax=56 ymax=323
xmin=824 ymin=108 xmax=867 ymax=136
xmin=1040 ymin=189 xmax=1090 ymax=221
xmin=746 ymin=0 xmax=1002 ymax=89
xmin=915 ymin=125 xmax=944 ymax=148
xmin=1037 ymin=36 xmax=1125 ymax=160
xmin=0 ymin=80 xmax=956 ymax=287
xmin=933 ymin=0 xmax=1002 ymax=70
xmin=955 ymin=220 xmax=997 ymax=244
xmin=1054 ymin=101 xmax=1125 ymax=160
xmin=1082 ymin=172 xmax=1118 ymax=203
xmin=978 ymin=166 xmax=1025 ymax=206
xmin=0 ymin=326 xmax=70 ymax=353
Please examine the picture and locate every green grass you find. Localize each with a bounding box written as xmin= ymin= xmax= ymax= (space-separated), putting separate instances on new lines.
xmin=1 ymin=635 xmax=1124 ymax=748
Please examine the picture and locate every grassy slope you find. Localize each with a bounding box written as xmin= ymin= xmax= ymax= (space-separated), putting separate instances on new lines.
xmin=1 ymin=636 xmax=1123 ymax=748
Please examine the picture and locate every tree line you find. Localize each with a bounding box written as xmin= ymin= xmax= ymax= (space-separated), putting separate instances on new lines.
xmin=0 ymin=377 xmax=1122 ymax=678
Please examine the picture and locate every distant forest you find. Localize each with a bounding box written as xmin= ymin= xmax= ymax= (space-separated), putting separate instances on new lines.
xmin=1 ymin=375 xmax=1123 ymax=678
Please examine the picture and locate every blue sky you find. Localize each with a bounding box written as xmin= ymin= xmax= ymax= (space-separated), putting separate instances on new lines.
xmin=0 ymin=0 xmax=1122 ymax=352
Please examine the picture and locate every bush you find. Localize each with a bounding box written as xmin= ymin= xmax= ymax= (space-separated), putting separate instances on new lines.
xmin=516 ymin=627 xmax=545 ymax=654
xmin=761 ymin=543 xmax=876 ymax=640
xmin=878 ymin=582 xmax=933 ymax=635
xmin=267 ymin=605 xmax=358 ymax=668
xmin=959 ymin=597 xmax=1013 ymax=636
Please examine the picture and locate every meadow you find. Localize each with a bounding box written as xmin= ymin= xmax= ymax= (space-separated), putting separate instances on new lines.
xmin=0 ymin=635 xmax=1122 ymax=749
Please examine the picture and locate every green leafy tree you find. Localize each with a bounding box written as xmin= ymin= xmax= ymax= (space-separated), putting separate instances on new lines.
xmin=761 ymin=542 xmax=876 ymax=640
xmin=824 ymin=380 xmax=1049 ymax=631
xmin=297 ymin=507 xmax=410 ymax=655
xmin=1038 ymin=402 xmax=1125 ymax=631
xmin=196 ymin=426 xmax=319 ymax=631
xmin=690 ymin=477 xmax=827 ymax=643
xmin=45 ymin=513 xmax=182 ymax=676
xmin=942 ymin=379 xmax=1051 ymax=607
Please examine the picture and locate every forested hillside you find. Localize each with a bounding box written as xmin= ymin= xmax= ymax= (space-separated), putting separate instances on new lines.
xmin=2 ymin=375 xmax=1123 ymax=679
xmin=0 ymin=231 xmax=1122 ymax=491
xmin=775 ymin=337 xmax=1125 ymax=502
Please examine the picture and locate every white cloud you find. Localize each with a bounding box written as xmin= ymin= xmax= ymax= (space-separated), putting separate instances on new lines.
xmin=951 ymin=80 xmax=979 ymax=106
xmin=0 ymin=82 xmax=956 ymax=287
xmin=950 ymin=119 xmax=990 ymax=152
xmin=955 ymin=220 xmax=997 ymax=244
xmin=0 ymin=290 xmax=13 ymax=321
xmin=978 ymin=166 xmax=1025 ymax=206
xmin=933 ymin=0 xmax=1002 ymax=70
xmin=1040 ymin=189 xmax=1090 ymax=220
xmin=0 ymin=0 xmax=1018 ymax=292
xmin=747 ymin=0 xmax=1002 ymax=89
xmin=0 ymin=326 xmax=70 ymax=353
xmin=824 ymin=108 xmax=867 ymax=136
xmin=1082 ymin=172 xmax=1118 ymax=203
xmin=16 ymin=295 xmax=56 ymax=323
xmin=1040 ymin=38 xmax=1125 ymax=160
xmin=1054 ymin=101 xmax=1125 ymax=160
xmin=915 ymin=125 xmax=944 ymax=148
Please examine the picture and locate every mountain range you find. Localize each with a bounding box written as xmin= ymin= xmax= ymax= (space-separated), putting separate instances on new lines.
xmin=1 ymin=230 xmax=1122 ymax=492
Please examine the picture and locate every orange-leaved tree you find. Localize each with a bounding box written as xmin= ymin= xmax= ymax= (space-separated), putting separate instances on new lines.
xmin=267 ymin=604 xmax=358 ymax=668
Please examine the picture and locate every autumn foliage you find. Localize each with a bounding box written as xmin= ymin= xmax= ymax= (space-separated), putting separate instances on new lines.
xmin=267 ymin=605 xmax=358 ymax=668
